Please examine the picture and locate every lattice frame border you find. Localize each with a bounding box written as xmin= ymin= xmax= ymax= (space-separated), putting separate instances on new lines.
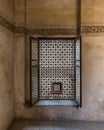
xmin=30 ymin=37 xmax=82 ymax=107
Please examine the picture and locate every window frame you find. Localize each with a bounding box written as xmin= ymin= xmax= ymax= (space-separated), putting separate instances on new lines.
xmin=30 ymin=37 xmax=82 ymax=107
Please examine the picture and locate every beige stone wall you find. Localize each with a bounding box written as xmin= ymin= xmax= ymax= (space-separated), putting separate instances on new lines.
xmin=0 ymin=1 xmax=15 ymax=130
xmin=15 ymin=0 xmax=77 ymax=27
xmin=82 ymin=0 xmax=104 ymax=24
xmin=14 ymin=0 xmax=25 ymax=26
xmin=26 ymin=0 xmax=77 ymax=27
xmin=0 ymin=0 xmax=15 ymax=23
xmin=0 ymin=26 xmax=15 ymax=130
xmin=14 ymin=0 xmax=104 ymax=121
xmin=15 ymin=36 xmax=104 ymax=121
xmin=14 ymin=34 xmax=25 ymax=107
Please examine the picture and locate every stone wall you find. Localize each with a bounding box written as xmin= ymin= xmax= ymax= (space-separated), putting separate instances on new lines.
xmin=0 ymin=0 xmax=15 ymax=130
xmin=14 ymin=0 xmax=104 ymax=121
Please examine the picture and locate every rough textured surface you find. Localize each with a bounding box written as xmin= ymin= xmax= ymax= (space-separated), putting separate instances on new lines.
xmin=0 ymin=25 xmax=15 ymax=130
xmin=14 ymin=34 xmax=25 ymax=105
xmin=1 ymin=0 xmax=104 ymax=130
xmin=9 ymin=120 xmax=104 ymax=130
xmin=26 ymin=0 xmax=77 ymax=27
xmin=0 ymin=1 xmax=15 ymax=130
xmin=82 ymin=0 xmax=104 ymax=24
xmin=15 ymin=0 xmax=77 ymax=27
xmin=14 ymin=0 xmax=25 ymax=26
xmin=14 ymin=36 xmax=104 ymax=121
xmin=14 ymin=0 xmax=104 ymax=122
xmin=0 ymin=0 xmax=14 ymax=23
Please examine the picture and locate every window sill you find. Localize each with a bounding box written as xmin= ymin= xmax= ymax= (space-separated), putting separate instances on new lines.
xmin=34 ymin=99 xmax=78 ymax=106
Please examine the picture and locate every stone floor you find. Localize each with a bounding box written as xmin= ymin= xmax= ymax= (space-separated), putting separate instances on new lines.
xmin=8 ymin=120 xmax=104 ymax=130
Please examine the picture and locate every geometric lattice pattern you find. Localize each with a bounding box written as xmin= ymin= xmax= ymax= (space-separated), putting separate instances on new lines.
xmin=31 ymin=38 xmax=81 ymax=105
xmin=75 ymin=39 xmax=80 ymax=103
xmin=31 ymin=39 xmax=39 ymax=103
xmin=39 ymin=39 xmax=76 ymax=99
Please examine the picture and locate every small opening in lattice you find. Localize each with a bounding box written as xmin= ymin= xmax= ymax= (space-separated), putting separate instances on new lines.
xmin=30 ymin=38 xmax=81 ymax=106
xmin=52 ymin=82 xmax=62 ymax=94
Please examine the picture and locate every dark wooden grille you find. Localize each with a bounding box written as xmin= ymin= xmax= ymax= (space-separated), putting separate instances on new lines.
xmin=30 ymin=38 xmax=81 ymax=106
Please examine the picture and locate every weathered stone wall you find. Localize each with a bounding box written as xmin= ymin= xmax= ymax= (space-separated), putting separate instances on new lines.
xmin=0 ymin=1 xmax=15 ymax=130
xmin=82 ymin=0 xmax=104 ymax=24
xmin=14 ymin=0 xmax=104 ymax=121
xmin=26 ymin=0 xmax=77 ymax=27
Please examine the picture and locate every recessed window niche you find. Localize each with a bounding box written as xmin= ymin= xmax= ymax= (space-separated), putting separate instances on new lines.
xmin=30 ymin=37 xmax=81 ymax=106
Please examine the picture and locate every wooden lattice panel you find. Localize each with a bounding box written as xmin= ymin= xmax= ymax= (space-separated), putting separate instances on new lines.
xmin=39 ymin=39 xmax=76 ymax=99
